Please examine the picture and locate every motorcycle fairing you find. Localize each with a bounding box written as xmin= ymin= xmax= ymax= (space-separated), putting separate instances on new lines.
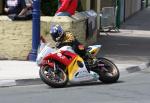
xmin=88 ymin=45 xmax=101 ymax=56
xmin=67 ymin=56 xmax=94 ymax=82
xmin=39 ymin=45 xmax=102 ymax=82
xmin=43 ymin=50 xmax=77 ymax=67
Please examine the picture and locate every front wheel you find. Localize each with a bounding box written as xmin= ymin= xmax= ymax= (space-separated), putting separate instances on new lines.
xmin=97 ymin=58 xmax=120 ymax=83
xmin=39 ymin=64 xmax=68 ymax=88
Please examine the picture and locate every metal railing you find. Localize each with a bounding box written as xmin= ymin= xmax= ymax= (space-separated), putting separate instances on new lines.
xmin=100 ymin=6 xmax=119 ymax=33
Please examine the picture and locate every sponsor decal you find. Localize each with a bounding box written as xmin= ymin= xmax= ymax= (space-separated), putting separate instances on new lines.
xmin=75 ymin=70 xmax=91 ymax=78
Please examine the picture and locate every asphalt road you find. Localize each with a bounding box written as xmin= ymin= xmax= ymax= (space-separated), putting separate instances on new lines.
xmin=0 ymin=69 xmax=150 ymax=103
xmin=97 ymin=35 xmax=150 ymax=63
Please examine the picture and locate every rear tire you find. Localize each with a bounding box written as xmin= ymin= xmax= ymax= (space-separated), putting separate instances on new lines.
xmin=97 ymin=58 xmax=119 ymax=83
xmin=39 ymin=65 xmax=68 ymax=88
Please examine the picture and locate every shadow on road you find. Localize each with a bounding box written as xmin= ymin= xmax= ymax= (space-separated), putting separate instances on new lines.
xmin=46 ymin=81 xmax=124 ymax=89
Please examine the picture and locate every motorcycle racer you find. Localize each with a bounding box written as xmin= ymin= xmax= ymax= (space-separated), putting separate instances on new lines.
xmin=50 ymin=24 xmax=88 ymax=59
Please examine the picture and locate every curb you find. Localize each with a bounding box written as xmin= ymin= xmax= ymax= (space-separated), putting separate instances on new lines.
xmin=126 ymin=62 xmax=150 ymax=73
xmin=0 ymin=78 xmax=43 ymax=88
xmin=119 ymin=62 xmax=150 ymax=76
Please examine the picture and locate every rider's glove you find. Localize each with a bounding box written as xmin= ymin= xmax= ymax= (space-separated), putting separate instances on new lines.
xmin=56 ymin=42 xmax=61 ymax=48
xmin=78 ymin=44 xmax=85 ymax=50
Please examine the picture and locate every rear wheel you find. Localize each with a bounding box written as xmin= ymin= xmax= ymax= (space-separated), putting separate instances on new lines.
xmin=97 ymin=58 xmax=119 ymax=83
xmin=39 ymin=64 xmax=68 ymax=88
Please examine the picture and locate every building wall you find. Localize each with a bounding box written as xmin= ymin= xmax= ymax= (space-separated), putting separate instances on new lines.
xmin=0 ymin=0 xmax=3 ymax=14
xmin=91 ymin=0 xmax=142 ymax=24
xmin=124 ymin=0 xmax=141 ymax=20
xmin=101 ymin=0 xmax=114 ymax=9
xmin=120 ymin=0 xmax=125 ymax=22
xmin=79 ymin=0 xmax=91 ymax=11
xmin=90 ymin=0 xmax=114 ymax=11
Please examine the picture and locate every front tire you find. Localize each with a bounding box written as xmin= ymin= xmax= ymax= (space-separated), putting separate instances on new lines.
xmin=39 ymin=65 xmax=68 ymax=88
xmin=97 ymin=58 xmax=120 ymax=83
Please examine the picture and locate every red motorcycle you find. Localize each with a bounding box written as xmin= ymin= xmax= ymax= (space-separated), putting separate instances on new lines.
xmin=37 ymin=44 xmax=119 ymax=88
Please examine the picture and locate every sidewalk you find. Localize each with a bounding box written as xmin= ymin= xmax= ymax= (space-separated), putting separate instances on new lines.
xmin=0 ymin=61 xmax=42 ymax=87
xmin=1 ymin=7 xmax=150 ymax=87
